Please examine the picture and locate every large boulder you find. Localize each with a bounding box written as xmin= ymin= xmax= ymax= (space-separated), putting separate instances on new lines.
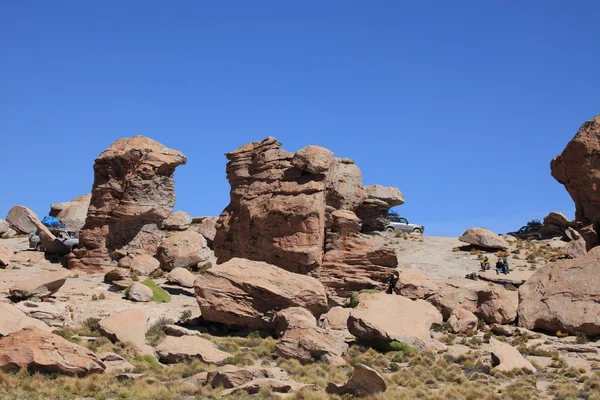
xmin=326 ymin=364 xmax=386 ymax=397
xmin=34 ymin=222 xmax=73 ymax=255
xmin=1 ymin=228 xmax=16 ymax=239
xmin=98 ymin=309 xmax=153 ymax=355
xmin=163 ymin=211 xmax=192 ymax=231
xmin=518 ymin=247 xmax=600 ymax=336
xmin=0 ymin=303 xmax=52 ymax=336
xmin=447 ymin=308 xmax=478 ymax=334
xmin=15 ymin=301 xmax=74 ymax=328
xmin=347 ymin=292 xmax=444 ymax=351
xmin=551 ymin=115 xmax=600 ymax=249
xmin=156 ymin=231 xmax=210 ymax=271
xmin=564 ymin=227 xmax=588 ymax=259
xmin=166 ymin=267 xmax=195 ymax=288
xmin=0 ymin=219 xmax=9 ymax=236
xmin=0 ymin=245 xmax=13 ymax=267
xmin=291 ymin=145 xmax=334 ymax=174
xmin=68 ymin=136 xmax=186 ymax=270
xmin=489 ymin=338 xmax=536 ymax=373
xmin=273 ymin=307 xmax=347 ymax=365
xmin=213 ymin=137 xmax=329 ymax=274
xmin=9 ymin=270 xmax=70 ymax=300
xmin=0 ymin=327 xmax=105 ymax=376
xmin=194 ymin=258 xmax=328 ymax=330
xmin=394 ymin=270 xmax=439 ymax=299
xmin=458 ymin=228 xmax=509 ymax=250
xmin=50 ymin=194 xmax=91 ymax=231
xmin=6 ymin=206 xmax=40 ymax=234
xmin=356 ymin=185 xmax=404 ymax=232
xmin=155 ymin=335 xmax=230 ymax=364
xmin=325 ymin=158 xmax=365 ymax=225
xmin=127 ymin=282 xmax=153 ymax=302
xmin=320 ymin=307 xmax=352 ymax=331
xmin=540 ymin=211 xmax=574 ymax=238
xmin=128 ymin=253 xmax=161 ymax=276
xmin=191 ymin=216 xmax=218 ymax=247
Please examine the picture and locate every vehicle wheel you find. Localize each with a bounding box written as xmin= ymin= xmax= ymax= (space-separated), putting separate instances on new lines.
xmin=413 ymin=228 xmax=422 ymax=234
xmin=385 ymin=227 xmax=395 ymax=232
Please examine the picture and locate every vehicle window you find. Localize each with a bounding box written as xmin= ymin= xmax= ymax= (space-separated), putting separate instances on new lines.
xmin=399 ymin=218 xmax=408 ymax=224
xmin=518 ymin=227 xmax=526 ymax=233
xmin=389 ymin=216 xmax=401 ymax=222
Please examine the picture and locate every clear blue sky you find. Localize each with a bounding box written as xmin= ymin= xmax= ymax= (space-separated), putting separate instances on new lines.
xmin=1 ymin=1 xmax=598 ymax=236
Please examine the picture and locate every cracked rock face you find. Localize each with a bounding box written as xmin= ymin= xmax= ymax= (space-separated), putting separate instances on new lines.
xmin=551 ymin=115 xmax=600 ymax=248
xmin=69 ymin=136 xmax=186 ymax=270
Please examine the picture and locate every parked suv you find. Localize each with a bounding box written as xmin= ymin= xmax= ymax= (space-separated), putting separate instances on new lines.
xmin=386 ymin=215 xmax=425 ymax=234
xmin=507 ymin=224 xmax=542 ymax=240
xmin=29 ymin=228 xmax=79 ymax=252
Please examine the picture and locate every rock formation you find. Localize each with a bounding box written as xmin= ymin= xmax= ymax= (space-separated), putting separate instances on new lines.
xmin=489 ymin=337 xmax=536 ymax=373
xmin=9 ymin=270 xmax=70 ymax=300
xmin=540 ymin=211 xmax=574 ymax=238
xmin=50 ymin=194 xmax=91 ymax=231
xmin=68 ymin=136 xmax=186 ymax=270
xmin=356 ymin=185 xmax=405 ymax=232
xmin=518 ymin=247 xmax=600 ymax=336
xmin=155 ymin=335 xmax=231 ymax=364
xmin=6 ymin=206 xmax=39 ymax=234
xmin=326 ymin=364 xmax=387 ymax=397
xmin=163 ymin=211 xmax=192 ymax=230
xmin=551 ymin=115 xmax=600 ymax=249
xmin=458 ymin=227 xmax=509 ymax=250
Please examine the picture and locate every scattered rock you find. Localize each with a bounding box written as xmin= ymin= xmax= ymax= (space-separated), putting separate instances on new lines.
xmin=221 ymin=378 xmax=316 ymax=396
xmin=104 ymin=268 xmax=131 ymax=286
xmin=394 ymin=270 xmax=439 ymax=299
xmin=206 ymin=365 xmax=289 ymax=389
xmin=489 ymin=337 xmax=536 ymax=373
xmin=9 ymin=270 xmax=70 ymax=300
xmin=458 ymin=227 xmax=509 ymax=250
xmin=15 ymin=301 xmax=74 ymax=327
xmin=291 ymin=145 xmax=334 ymax=174
xmin=166 ymin=267 xmax=195 ymax=288
xmin=347 ymin=292 xmax=444 ymax=351
xmin=127 ymin=282 xmax=153 ymax=302
xmin=163 ymin=325 xmax=201 ymax=337
xmin=50 ymin=194 xmax=91 ymax=231
xmin=6 ymin=205 xmax=40 ymax=234
xmin=0 ymin=303 xmax=52 ymax=336
xmin=68 ymin=136 xmax=186 ymax=270
xmin=195 ymin=258 xmax=328 ymax=329
xmin=129 ymin=253 xmax=161 ymax=276
xmin=518 ymin=247 xmax=600 ymax=336
xmin=448 ymin=308 xmax=478 ymax=334
xmin=356 ymin=185 xmax=404 ymax=232
xmin=274 ymin=307 xmax=347 ymax=365
xmin=0 ymin=327 xmax=104 ymax=376
xmin=33 ymin=222 xmax=73 ymax=255
xmin=326 ymin=364 xmax=386 ymax=397
xmin=163 ymin=211 xmax=192 ymax=231
xmin=98 ymin=309 xmax=153 ymax=355
xmin=155 ymin=335 xmax=230 ymax=364
xmin=156 ymin=231 xmax=210 ymax=271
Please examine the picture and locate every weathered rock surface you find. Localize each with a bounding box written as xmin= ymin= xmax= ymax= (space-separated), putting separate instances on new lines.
xmin=9 ymin=270 xmax=70 ymax=300
xmin=0 ymin=219 xmax=9 ymax=236
xmin=291 ymin=145 xmax=334 ymax=174
xmin=6 ymin=205 xmax=40 ymax=234
xmin=541 ymin=211 xmax=574 ymax=238
xmin=155 ymin=335 xmax=230 ymax=364
xmin=50 ymin=194 xmax=91 ymax=231
xmin=325 ymin=158 xmax=365 ymax=227
xmin=0 ymin=245 xmax=13 ymax=267
xmin=104 ymin=268 xmax=132 ymax=289
xmin=320 ymin=307 xmax=351 ymax=331
xmin=347 ymin=292 xmax=444 ymax=350
xmin=458 ymin=228 xmax=509 ymax=250
xmin=551 ymin=115 xmax=600 ymax=249
xmin=15 ymin=301 xmax=74 ymax=327
xmin=195 ymin=258 xmax=328 ymax=329
xmin=156 ymin=231 xmax=210 ymax=271
xmin=564 ymin=227 xmax=588 ymax=259
xmin=489 ymin=337 xmax=536 ymax=373
xmin=191 ymin=216 xmax=218 ymax=247
xmin=447 ymin=308 xmax=478 ymax=334
xmin=127 ymin=282 xmax=153 ymax=302
xmin=221 ymin=378 xmax=316 ymax=396
xmin=318 ymin=233 xmax=398 ymax=303
xmin=356 ymin=185 xmax=404 ymax=232
xmin=129 ymin=253 xmax=161 ymax=276
xmin=69 ymin=136 xmax=186 ymax=270
xmin=477 ymin=286 xmax=518 ymax=325
xmin=326 ymin=364 xmax=387 ymax=397
xmin=0 ymin=303 xmax=52 ymax=336
xmin=331 ymin=210 xmax=361 ymax=235
xmin=1 ymin=228 xmax=16 ymax=239
xmin=477 ymin=270 xmax=533 ymax=286
xmin=98 ymin=309 xmax=153 ymax=355
xmin=163 ymin=211 xmax=192 ymax=231
xmin=213 ymin=137 xmax=328 ymax=274
xmin=518 ymin=247 xmax=600 ymax=335
xmin=274 ymin=307 xmax=347 ymax=365
xmin=166 ymin=267 xmax=195 ymax=288
xmin=206 ymin=365 xmax=289 ymax=389
xmin=0 ymin=327 xmax=105 ymax=376
xmin=394 ymin=270 xmax=439 ymax=299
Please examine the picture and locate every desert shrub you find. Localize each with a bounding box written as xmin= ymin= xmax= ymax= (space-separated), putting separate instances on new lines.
xmin=146 ymin=317 xmax=173 ymax=346
xmin=576 ymin=331 xmax=589 ymax=344
xmin=82 ymin=317 xmax=101 ymax=333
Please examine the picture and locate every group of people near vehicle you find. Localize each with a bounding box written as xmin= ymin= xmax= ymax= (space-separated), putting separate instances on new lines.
xmin=480 ymin=256 xmax=510 ymax=275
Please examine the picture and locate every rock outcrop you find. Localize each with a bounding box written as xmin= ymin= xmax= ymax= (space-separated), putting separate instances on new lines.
xmin=518 ymin=247 xmax=600 ymax=336
xmin=6 ymin=206 xmax=39 ymax=234
xmin=9 ymin=270 xmax=70 ymax=300
xmin=156 ymin=231 xmax=210 ymax=271
xmin=68 ymin=136 xmax=186 ymax=270
xmin=356 ymin=185 xmax=405 ymax=232
xmin=213 ymin=138 xmax=329 ymax=274
xmin=564 ymin=227 xmax=588 ymax=259
xmin=163 ymin=211 xmax=192 ymax=231
xmin=0 ymin=303 xmax=52 ymax=336
xmin=155 ymin=335 xmax=230 ymax=364
xmin=551 ymin=115 xmax=600 ymax=249
xmin=326 ymin=364 xmax=387 ymax=397
xmin=541 ymin=211 xmax=574 ymax=238
xmin=191 ymin=216 xmax=218 ymax=247
xmin=325 ymin=158 xmax=365 ymax=228
xmin=50 ymin=194 xmax=91 ymax=231
xmin=194 ymin=258 xmax=328 ymax=330
xmin=458 ymin=228 xmax=509 ymax=250
xmin=347 ymin=292 xmax=444 ymax=351
xmin=0 ymin=328 xmax=105 ymax=376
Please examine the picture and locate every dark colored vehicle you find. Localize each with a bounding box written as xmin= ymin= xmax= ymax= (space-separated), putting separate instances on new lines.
xmin=507 ymin=224 xmax=542 ymax=240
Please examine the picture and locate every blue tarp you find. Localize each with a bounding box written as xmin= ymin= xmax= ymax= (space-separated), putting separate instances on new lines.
xmin=41 ymin=216 xmax=66 ymax=228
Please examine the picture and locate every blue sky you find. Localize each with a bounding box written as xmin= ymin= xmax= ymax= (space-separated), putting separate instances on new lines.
xmin=1 ymin=1 xmax=598 ymax=236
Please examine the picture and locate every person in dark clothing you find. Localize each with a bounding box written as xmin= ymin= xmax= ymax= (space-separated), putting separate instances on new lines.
xmin=503 ymin=258 xmax=510 ymax=274
xmin=495 ymin=258 xmax=504 ymax=275
xmin=386 ymin=270 xmax=400 ymax=294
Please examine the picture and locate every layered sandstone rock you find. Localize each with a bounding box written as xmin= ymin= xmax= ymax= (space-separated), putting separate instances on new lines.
xmin=194 ymin=258 xmax=328 ymax=330
xmin=69 ymin=136 xmax=186 ymax=270
xmin=213 ymin=138 xmax=328 ymax=274
xmin=518 ymin=247 xmax=600 ymax=336
xmin=551 ymin=115 xmax=600 ymax=248
xmin=356 ymin=185 xmax=405 ymax=232
xmin=50 ymin=194 xmax=91 ymax=231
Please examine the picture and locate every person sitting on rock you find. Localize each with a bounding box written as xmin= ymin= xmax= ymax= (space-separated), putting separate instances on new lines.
xmin=503 ymin=258 xmax=510 ymax=274
xmin=480 ymin=256 xmax=490 ymax=271
xmin=495 ymin=258 xmax=504 ymax=275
